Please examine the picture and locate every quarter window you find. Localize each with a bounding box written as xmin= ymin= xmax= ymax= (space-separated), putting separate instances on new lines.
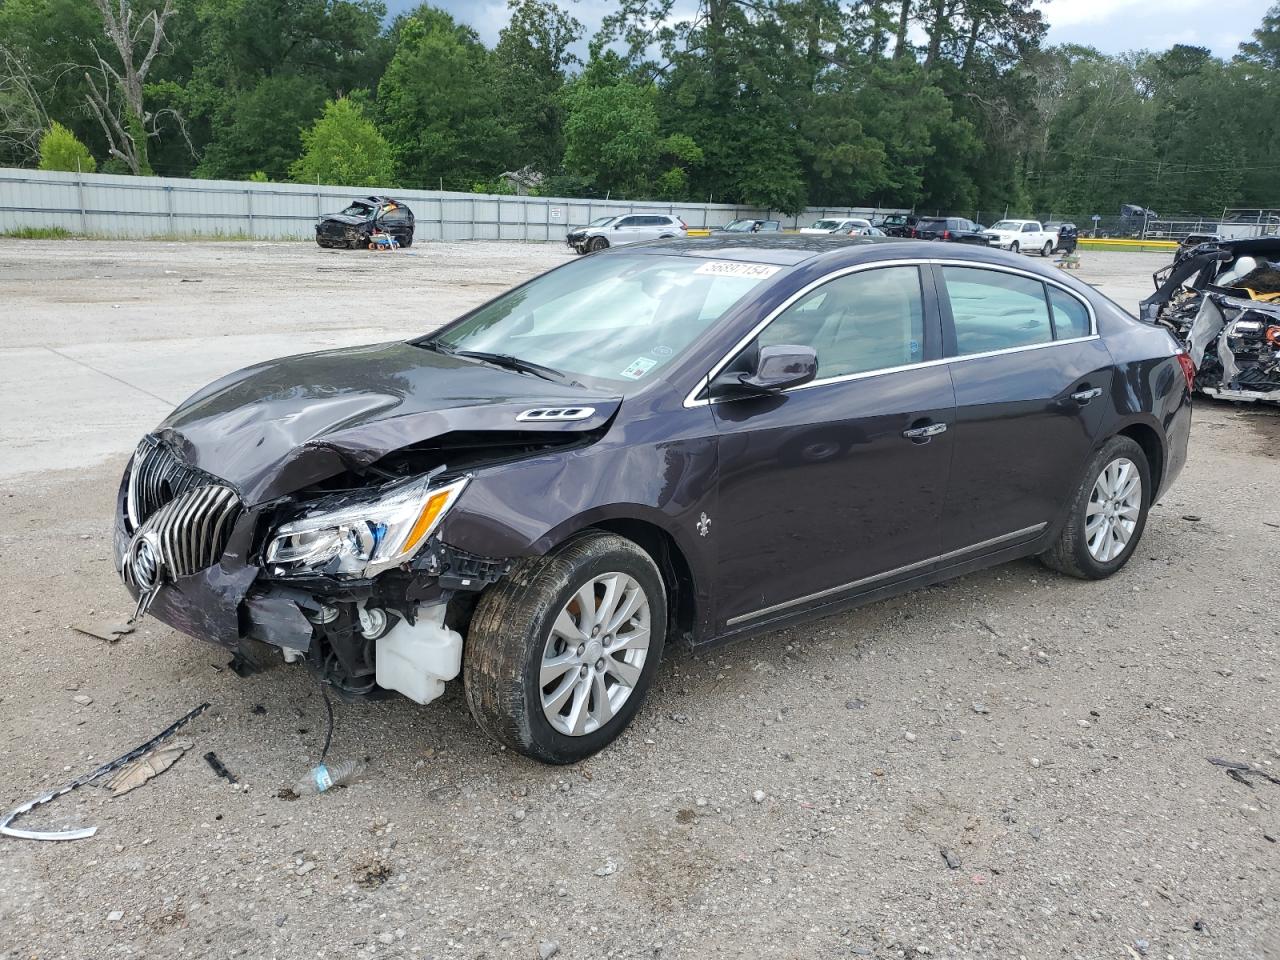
xmin=942 ymin=266 xmax=1053 ymax=355
xmin=756 ymin=266 xmax=926 ymax=378
xmin=1048 ymin=287 xmax=1091 ymax=339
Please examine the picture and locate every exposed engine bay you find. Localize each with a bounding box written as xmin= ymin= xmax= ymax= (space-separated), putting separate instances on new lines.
xmin=1140 ymin=239 xmax=1280 ymax=403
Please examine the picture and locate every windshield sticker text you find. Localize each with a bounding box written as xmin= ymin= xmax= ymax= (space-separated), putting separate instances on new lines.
xmin=693 ymin=261 xmax=782 ymax=280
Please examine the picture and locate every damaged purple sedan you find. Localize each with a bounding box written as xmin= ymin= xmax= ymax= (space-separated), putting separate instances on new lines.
xmin=116 ymin=237 xmax=1191 ymax=763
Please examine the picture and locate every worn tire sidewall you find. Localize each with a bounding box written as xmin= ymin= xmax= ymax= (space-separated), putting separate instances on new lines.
xmin=517 ymin=545 xmax=667 ymax=762
xmin=1069 ymin=437 xmax=1152 ymax=577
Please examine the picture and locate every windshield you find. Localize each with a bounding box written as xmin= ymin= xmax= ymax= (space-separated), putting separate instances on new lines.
xmin=587 ymin=216 xmax=615 ymax=227
xmin=340 ymin=202 xmax=374 ymax=218
xmin=425 ymin=254 xmax=780 ymax=387
xmin=990 ymin=220 xmax=1022 ymax=231
xmin=810 ymin=220 xmax=839 ymax=230
xmin=722 ymin=219 xmax=757 ymax=232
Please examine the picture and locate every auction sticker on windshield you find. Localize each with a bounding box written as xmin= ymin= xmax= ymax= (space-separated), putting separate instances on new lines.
xmin=693 ymin=261 xmax=782 ymax=279
xmin=620 ymin=357 xmax=659 ymax=380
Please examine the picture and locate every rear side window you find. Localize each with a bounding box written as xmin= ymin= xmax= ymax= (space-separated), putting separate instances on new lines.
xmin=942 ymin=267 xmax=1052 ymax=355
xmin=1048 ymin=287 xmax=1091 ymax=338
xmin=757 ymin=266 xmax=925 ymax=378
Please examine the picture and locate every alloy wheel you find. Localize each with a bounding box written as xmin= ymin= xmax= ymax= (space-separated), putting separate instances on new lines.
xmin=1085 ymin=456 xmax=1142 ymax=562
xmin=539 ymin=573 xmax=651 ymax=736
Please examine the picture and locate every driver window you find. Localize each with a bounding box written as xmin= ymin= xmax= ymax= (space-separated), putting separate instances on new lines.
xmin=755 ymin=266 xmax=925 ymax=379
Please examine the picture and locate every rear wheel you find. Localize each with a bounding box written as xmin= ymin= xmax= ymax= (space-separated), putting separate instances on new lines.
xmin=1041 ymin=241 xmax=1054 ymax=256
xmin=588 ymin=236 xmax=609 ymax=253
xmin=1010 ymin=240 xmax=1020 ymax=254
xmin=1039 ymin=435 xmax=1151 ymax=580
xmin=400 ymin=234 xmax=413 ymax=248
xmin=463 ymin=531 xmax=666 ymax=764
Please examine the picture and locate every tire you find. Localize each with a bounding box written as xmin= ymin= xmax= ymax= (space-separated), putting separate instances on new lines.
xmin=1009 ymin=241 xmax=1020 ymax=254
xmin=1041 ymin=241 xmax=1054 ymax=257
xmin=463 ymin=531 xmax=666 ymax=764
xmin=1039 ymin=435 xmax=1151 ymax=580
xmin=587 ymin=236 xmax=609 ymax=253
xmin=400 ymin=235 xmax=413 ymax=248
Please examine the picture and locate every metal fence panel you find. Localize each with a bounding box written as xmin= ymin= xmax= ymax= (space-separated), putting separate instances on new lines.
xmin=0 ymin=167 xmax=913 ymax=242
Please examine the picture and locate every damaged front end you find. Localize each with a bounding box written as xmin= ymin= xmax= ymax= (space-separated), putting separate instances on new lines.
xmin=1140 ymin=239 xmax=1280 ymax=403
xmin=113 ymin=382 xmax=615 ymax=704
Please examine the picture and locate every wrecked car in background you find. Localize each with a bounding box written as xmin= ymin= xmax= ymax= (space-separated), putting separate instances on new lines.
xmin=1140 ymin=237 xmax=1280 ymax=402
xmin=116 ymin=236 xmax=1190 ymax=764
xmin=316 ymin=196 xmax=415 ymax=249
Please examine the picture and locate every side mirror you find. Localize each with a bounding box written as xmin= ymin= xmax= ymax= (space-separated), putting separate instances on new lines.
xmin=614 ymin=224 xmax=623 ymax=230
xmin=711 ymin=344 xmax=817 ymax=397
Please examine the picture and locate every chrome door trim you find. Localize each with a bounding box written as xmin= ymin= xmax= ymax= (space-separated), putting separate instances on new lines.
xmin=684 ymin=258 xmax=1099 ymax=408
xmin=723 ymin=522 xmax=1047 ymax=627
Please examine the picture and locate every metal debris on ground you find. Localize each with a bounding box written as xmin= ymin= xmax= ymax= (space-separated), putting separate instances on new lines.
xmin=71 ymin=620 xmax=135 ymax=643
xmin=0 ymin=702 xmax=209 ymax=841
xmin=1207 ymin=756 xmax=1280 ymax=788
xmin=203 ymin=751 xmax=238 ymax=784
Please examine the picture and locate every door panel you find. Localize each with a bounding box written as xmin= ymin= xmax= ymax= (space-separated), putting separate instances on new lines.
xmin=708 ymin=264 xmax=954 ymax=628
xmin=935 ymin=264 xmax=1113 ymax=551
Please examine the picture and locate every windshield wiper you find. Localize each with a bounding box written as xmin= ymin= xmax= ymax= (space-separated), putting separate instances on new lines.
xmin=415 ymin=340 xmax=583 ymax=386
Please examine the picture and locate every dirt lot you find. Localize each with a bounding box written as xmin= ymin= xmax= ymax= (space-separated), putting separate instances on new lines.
xmin=0 ymin=241 xmax=1277 ymax=960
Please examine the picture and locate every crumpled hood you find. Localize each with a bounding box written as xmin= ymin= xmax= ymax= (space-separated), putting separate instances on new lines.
xmin=157 ymin=341 xmax=620 ymax=505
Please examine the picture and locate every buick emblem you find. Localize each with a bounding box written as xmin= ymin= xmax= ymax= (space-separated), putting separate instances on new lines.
xmin=128 ymin=532 xmax=164 ymax=592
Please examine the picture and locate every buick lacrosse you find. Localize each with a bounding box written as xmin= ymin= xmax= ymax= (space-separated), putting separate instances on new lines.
xmin=115 ymin=237 xmax=1191 ymax=762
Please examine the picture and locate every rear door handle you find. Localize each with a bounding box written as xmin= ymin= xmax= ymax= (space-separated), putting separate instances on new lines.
xmin=1071 ymin=387 xmax=1102 ymax=404
xmin=902 ymin=423 xmax=948 ymax=440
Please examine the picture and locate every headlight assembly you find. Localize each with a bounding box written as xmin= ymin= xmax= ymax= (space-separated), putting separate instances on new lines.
xmin=265 ymin=475 xmax=469 ymax=578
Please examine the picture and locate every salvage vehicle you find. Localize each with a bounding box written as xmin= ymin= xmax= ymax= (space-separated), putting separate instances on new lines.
xmin=566 ymin=214 xmax=687 ymax=253
xmin=911 ymin=217 xmax=989 ymax=245
xmin=713 ymin=219 xmax=781 ymax=234
xmin=983 ymin=219 xmax=1058 ymax=256
xmin=875 ymin=213 xmax=917 ymax=237
xmin=316 ymin=197 xmax=414 ymax=249
xmin=115 ymin=236 xmax=1191 ymax=763
xmin=1140 ymin=236 xmax=1280 ymax=403
xmin=800 ymin=218 xmax=872 ymax=235
xmin=1044 ymin=221 xmax=1079 ymax=253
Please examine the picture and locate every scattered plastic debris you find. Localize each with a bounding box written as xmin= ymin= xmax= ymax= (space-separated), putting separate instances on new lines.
xmin=292 ymin=759 xmax=364 ymax=796
xmin=105 ymin=738 xmax=191 ymax=796
xmin=0 ymin=702 xmax=209 ymax=841
xmin=71 ymin=620 xmax=135 ymax=643
xmin=203 ymin=751 xmax=238 ymax=784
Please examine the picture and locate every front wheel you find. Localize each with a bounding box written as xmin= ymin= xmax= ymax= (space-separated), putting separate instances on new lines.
xmin=1041 ymin=241 xmax=1054 ymax=256
xmin=463 ymin=532 xmax=666 ymax=764
xmin=1010 ymin=241 xmax=1020 ymax=254
xmin=587 ymin=236 xmax=609 ymax=253
xmin=1039 ymin=435 xmax=1151 ymax=579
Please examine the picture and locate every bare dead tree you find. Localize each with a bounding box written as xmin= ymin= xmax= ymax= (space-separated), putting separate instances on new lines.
xmin=84 ymin=0 xmax=178 ymax=174
xmin=0 ymin=44 xmax=50 ymax=165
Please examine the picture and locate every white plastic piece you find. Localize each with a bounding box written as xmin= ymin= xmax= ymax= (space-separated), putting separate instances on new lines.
xmin=374 ymin=603 xmax=462 ymax=705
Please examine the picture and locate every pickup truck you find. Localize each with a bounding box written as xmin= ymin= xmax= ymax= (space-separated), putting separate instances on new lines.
xmin=982 ymin=219 xmax=1058 ymax=256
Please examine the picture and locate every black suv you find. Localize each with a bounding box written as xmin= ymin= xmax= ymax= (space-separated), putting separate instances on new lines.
xmin=911 ymin=217 xmax=988 ymax=244
xmin=316 ymin=196 xmax=415 ymax=249
xmin=1044 ymin=222 xmax=1078 ymax=253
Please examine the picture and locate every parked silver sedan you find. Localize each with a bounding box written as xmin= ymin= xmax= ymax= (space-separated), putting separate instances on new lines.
xmin=566 ymin=214 xmax=688 ymax=254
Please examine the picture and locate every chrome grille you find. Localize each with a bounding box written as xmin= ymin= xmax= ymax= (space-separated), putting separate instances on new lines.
xmin=127 ymin=437 xmax=210 ymax=532
xmin=122 ymin=437 xmax=242 ymax=585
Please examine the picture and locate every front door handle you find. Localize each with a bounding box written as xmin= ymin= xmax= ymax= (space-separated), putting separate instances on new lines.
xmin=1071 ymin=387 xmax=1102 ymax=404
xmin=902 ymin=423 xmax=948 ymax=440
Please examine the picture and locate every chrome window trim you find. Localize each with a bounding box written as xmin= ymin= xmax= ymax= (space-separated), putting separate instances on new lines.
xmin=724 ymin=522 xmax=1047 ymax=627
xmin=683 ymin=258 xmax=1098 ymax=408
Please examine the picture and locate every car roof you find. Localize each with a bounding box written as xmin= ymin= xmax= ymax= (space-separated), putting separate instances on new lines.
xmin=621 ymin=235 xmax=1064 ymax=272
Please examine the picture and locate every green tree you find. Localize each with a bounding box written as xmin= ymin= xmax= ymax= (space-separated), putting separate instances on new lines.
xmin=38 ymin=122 xmax=96 ymax=172
xmin=289 ymin=97 xmax=394 ymax=186
xmin=561 ymin=81 xmax=660 ymax=196
xmin=377 ymin=7 xmax=515 ymax=188
xmin=195 ymin=76 xmax=327 ymax=181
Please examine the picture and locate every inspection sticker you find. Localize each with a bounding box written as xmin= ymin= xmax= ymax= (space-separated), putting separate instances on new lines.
xmin=693 ymin=261 xmax=782 ymax=279
xmin=620 ymin=357 xmax=658 ymax=380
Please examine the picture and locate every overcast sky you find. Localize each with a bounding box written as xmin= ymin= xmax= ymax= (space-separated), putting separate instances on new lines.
xmin=385 ymin=0 xmax=1272 ymax=58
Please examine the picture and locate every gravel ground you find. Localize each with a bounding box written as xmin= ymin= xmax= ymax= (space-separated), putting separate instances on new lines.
xmin=0 ymin=242 xmax=1277 ymax=960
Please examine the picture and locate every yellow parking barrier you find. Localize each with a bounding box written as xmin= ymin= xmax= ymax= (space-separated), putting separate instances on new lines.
xmin=1077 ymin=237 xmax=1178 ymax=251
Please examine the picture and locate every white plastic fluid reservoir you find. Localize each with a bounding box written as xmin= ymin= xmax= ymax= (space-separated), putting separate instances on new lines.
xmin=374 ymin=603 xmax=462 ymax=705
